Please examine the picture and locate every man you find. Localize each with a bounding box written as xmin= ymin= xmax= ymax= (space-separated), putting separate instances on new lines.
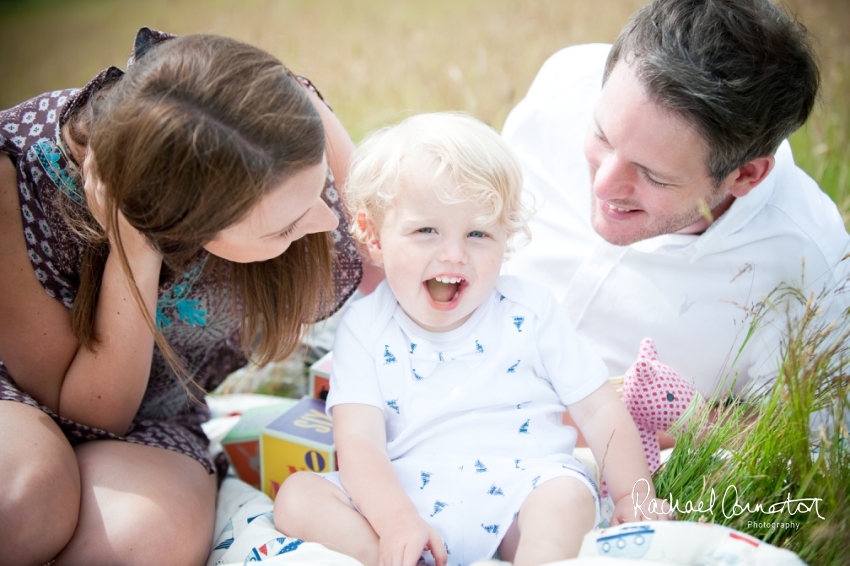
xmin=502 ymin=0 xmax=849 ymax=396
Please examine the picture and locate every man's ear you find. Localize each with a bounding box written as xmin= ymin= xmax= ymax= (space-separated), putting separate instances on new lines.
xmin=357 ymin=211 xmax=384 ymax=265
xmin=726 ymin=156 xmax=775 ymax=198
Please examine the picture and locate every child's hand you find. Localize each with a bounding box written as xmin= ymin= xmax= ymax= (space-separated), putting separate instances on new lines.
xmin=611 ymin=493 xmax=671 ymax=524
xmin=378 ymin=512 xmax=447 ymax=566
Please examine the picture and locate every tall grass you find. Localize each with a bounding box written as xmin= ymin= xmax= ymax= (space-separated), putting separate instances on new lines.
xmin=653 ymin=267 xmax=850 ymax=565
xmin=786 ymin=0 xmax=850 ymax=228
xmin=0 ymin=0 xmax=846 ymax=225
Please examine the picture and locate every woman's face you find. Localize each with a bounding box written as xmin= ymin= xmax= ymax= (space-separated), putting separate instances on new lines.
xmin=203 ymin=160 xmax=339 ymax=263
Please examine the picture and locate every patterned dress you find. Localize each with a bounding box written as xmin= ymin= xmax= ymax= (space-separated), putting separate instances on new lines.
xmin=0 ymin=29 xmax=362 ymax=476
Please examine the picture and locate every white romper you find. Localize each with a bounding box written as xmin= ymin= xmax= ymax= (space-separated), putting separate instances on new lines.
xmin=325 ymin=276 xmax=608 ymax=565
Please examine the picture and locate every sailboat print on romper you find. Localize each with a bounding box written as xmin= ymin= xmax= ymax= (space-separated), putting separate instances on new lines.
xmin=383 ymin=345 xmax=397 ymax=364
xmin=518 ymin=419 xmax=530 ymax=434
xmin=430 ymin=500 xmax=449 ymax=517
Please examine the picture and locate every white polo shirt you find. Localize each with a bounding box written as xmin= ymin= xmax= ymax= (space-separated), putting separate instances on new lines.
xmin=502 ymin=44 xmax=849 ymax=396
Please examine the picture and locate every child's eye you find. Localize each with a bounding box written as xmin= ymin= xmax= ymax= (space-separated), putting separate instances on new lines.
xmin=468 ymin=231 xmax=486 ymax=238
xmin=418 ymin=227 xmax=436 ymax=234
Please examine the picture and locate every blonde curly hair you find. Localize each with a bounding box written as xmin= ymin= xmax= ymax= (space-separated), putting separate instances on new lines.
xmin=343 ymin=112 xmax=532 ymax=254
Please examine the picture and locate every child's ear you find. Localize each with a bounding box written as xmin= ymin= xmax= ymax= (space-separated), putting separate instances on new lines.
xmin=357 ymin=211 xmax=384 ymax=264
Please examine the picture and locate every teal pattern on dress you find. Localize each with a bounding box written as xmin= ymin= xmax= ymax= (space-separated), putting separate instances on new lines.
xmin=32 ymin=139 xmax=84 ymax=205
xmin=156 ymin=255 xmax=209 ymax=328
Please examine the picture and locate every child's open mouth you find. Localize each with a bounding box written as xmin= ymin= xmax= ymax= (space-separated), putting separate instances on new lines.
xmin=425 ymin=275 xmax=467 ymax=310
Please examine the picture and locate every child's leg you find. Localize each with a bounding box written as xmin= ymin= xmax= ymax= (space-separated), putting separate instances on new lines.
xmin=274 ymin=471 xmax=379 ymax=565
xmin=498 ymin=476 xmax=596 ymax=566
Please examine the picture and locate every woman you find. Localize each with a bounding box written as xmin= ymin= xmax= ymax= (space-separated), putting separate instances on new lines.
xmin=0 ymin=29 xmax=362 ymax=565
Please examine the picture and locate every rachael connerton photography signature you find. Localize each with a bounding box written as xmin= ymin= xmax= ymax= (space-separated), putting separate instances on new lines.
xmin=630 ymin=478 xmax=826 ymax=521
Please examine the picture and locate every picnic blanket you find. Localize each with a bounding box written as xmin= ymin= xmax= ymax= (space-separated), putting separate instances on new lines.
xmin=203 ymin=395 xmax=805 ymax=566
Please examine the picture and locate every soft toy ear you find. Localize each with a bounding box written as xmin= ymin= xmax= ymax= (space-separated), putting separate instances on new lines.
xmin=638 ymin=337 xmax=658 ymax=362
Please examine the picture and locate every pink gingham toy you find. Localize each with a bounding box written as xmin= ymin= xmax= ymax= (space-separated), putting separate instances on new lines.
xmin=623 ymin=337 xmax=704 ymax=473
xmin=600 ymin=338 xmax=704 ymax=500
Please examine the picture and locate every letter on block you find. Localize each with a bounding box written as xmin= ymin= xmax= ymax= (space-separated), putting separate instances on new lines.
xmin=260 ymin=397 xmax=338 ymax=498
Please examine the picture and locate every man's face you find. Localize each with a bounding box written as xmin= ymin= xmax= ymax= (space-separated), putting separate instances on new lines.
xmin=583 ymin=60 xmax=733 ymax=246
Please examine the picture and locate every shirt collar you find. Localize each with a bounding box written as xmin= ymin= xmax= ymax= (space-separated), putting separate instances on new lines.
xmin=392 ymin=291 xmax=497 ymax=378
xmin=628 ymin=164 xmax=778 ymax=261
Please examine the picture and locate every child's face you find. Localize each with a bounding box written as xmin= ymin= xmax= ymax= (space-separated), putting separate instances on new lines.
xmin=366 ymin=172 xmax=508 ymax=332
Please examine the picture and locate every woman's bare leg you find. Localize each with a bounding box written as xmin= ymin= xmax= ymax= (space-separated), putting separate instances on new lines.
xmin=274 ymin=472 xmax=379 ymax=566
xmin=498 ymin=476 xmax=596 ymax=566
xmin=55 ymin=440 xmax=217 ymax=566
xmin=0 ymin=401 xmax=81 ymax=565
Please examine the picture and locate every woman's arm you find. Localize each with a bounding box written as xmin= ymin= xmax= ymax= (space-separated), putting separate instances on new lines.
xmin=303 ymin=86 xmax=384 ymax=295
xmin=333 ymin=404 xmax=446 ymax=566
xmin=0 ymin=154 xmax=79 ymax=412
xmin=0 ymin=153 xmax=162 ymax=435
xmin=303 ymin=86 xmax=353 ymax=193
xmin=569 ymin=381 xmax=669 ymax=523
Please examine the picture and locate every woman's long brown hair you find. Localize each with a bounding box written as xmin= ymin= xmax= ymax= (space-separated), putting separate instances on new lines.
xmin=67 ymin=34 xmax=336 ymax=383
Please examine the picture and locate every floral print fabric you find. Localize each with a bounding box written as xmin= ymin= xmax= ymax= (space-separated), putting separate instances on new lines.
xmin=0 ymin=29 xmax=361 ymax=474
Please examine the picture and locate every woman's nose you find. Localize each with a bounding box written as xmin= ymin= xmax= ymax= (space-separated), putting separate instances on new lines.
xmin=304 ymin=199 xmax=339 ymax=235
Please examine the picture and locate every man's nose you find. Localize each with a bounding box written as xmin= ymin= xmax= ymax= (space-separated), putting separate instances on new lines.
xmin=592 ymin=153 xmax=634 ymax=201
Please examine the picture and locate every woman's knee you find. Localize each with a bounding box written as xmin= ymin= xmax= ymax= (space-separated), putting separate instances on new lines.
xmin=57 ymin=441 xmax=216 ymax=566
xmin=0 ymin=402 xmax=80 ymax=562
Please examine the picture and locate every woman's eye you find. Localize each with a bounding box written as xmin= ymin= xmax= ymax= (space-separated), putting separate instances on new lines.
xmin=418 ymin=227 xmax=435 ymax=234
xmin=468 ymin=231 xmax=485 ymax=238
xmin=277 ymin=225 xmax=297 ymax=239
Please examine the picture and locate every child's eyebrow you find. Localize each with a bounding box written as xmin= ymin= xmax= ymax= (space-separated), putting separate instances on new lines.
xmin=398 ymin=215 xmax=438 ymax=227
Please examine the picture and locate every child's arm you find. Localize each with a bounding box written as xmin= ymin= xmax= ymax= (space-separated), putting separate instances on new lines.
xmin=568 ymin=381 xmax=670 ymax=523
xmin=333 ymin=404 xmax=447 ymax=566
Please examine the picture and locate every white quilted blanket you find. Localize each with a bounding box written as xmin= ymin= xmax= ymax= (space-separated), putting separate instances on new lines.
xmin=203 ymin=395 xmax=805 ymax=566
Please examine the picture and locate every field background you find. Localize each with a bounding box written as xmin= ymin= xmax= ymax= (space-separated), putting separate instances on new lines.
xmin=1 ymin=0 xmax=847 ymax=225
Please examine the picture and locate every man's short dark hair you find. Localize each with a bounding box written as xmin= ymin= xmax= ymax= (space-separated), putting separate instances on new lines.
xmin=604 ymin=0 xmax=819 ymax=186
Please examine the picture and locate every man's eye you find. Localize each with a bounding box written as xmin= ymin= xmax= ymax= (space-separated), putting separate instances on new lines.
xmin=594 ymin=130 xmax=610 ymax=146
xmin=418 ymin=227 xmax=435 ymax=234
xmin=642 ymin=171 xmax=668 ymax=188
xmin=469 ymin=231 xmax=485 ymax=238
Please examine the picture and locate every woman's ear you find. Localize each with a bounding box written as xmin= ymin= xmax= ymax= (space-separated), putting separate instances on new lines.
xmin=357 ymin=211 xmax=384 ymax=265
